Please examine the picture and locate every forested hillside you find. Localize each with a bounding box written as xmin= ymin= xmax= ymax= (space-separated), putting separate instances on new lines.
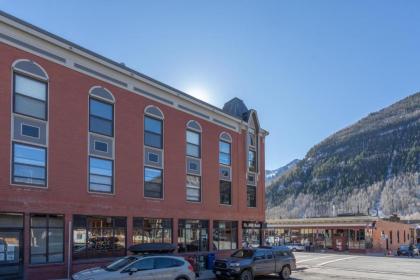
xmin=266 ymin=92 xmax=420 ymax=219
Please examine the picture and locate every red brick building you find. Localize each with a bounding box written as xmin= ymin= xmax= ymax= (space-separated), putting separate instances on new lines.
xmin=0 ymin=12 xmax=268 ymax=279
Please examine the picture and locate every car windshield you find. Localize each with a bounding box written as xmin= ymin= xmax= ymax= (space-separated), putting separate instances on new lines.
xmin=231 ymin=249 xmax=254 ymax=258
xmin=104 ymin=256 xmax=137 ymax=271
xmin=400 ymin=245 xmax=409 ymax=250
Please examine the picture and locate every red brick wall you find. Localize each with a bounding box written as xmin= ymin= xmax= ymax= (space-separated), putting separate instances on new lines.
xmin=0 ymin=42 xmax=266 ymax=279
xmin=372 ymin=220 xmax=414 ymax=252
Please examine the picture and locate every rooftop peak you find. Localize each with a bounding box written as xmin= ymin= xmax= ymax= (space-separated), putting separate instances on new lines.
xmin=222 ymin=97 xmax=249 ymax=119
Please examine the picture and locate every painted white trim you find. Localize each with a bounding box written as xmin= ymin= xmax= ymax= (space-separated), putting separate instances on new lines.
xmin=10 ymin=62 xmax=49 ymax=189
xmin=12 ymin=58 xmax=49 ymax=80
xmin=144 ymin=105 xmax=164 ymax=119
xmin=93 ymin=140 xmax=109 ymax=153
xmin=20 ymin=123 xmax=40 ymax=139
xmin=87 ymin=89 xmax=116 ymax=195
xmin=186 ymin=120 xmax=202 ymax=132
xmin=89 ymin=85 xmax=115 ymax=103
xmin=219 ymin=131 xmax=232 ymax=143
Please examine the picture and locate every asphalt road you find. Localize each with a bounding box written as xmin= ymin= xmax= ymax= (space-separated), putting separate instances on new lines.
xmin=257 ymin=252 xmax=420 ymax=280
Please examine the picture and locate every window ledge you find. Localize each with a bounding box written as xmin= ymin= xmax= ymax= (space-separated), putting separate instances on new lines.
xmin=28 ymin=262 xmax=65 ymax=268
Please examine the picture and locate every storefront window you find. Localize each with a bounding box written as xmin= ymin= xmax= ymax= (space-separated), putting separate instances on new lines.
xmin=133 ymin=218 xmax=172 ymax=244
xmin=213 ymin=221 xmax=238 ymax=250
xmin=30 ymin=214 xmax=64 ymax=264
xmin=0 ymin=213 xmax=23 ymax=279
xmin=72 ymin=215 xmax=126 ymax=260
xmin=242 ymin=222 xmax=262 ymax=248
xmin=178 ymin=220 xmax=209 ymax=252
xmin=365 ymin=228 xmax=373 ymax=249
xmin=290 ymin=229 xmax=301 ymax=244
xmin=348 ymin=229 xmax=366 ymax=249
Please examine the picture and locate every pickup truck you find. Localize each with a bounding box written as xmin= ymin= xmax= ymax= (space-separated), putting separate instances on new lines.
xmin=213 ymin=246 xmax=296 ymax=280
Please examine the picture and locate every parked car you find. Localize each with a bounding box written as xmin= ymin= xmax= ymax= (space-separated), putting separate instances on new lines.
xmin=213 ymin=246 xmax=296 ymax=280
xmin=285 ymin=243 xmax=305 ymax=252
xmin=397 ymin=245 xmax=419 ymax=256
xmin=72 ymin=243 xmax=196 ymax=280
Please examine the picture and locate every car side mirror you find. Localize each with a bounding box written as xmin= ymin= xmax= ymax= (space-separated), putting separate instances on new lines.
xmin=128 ymin=268 xmax=138 ymax=275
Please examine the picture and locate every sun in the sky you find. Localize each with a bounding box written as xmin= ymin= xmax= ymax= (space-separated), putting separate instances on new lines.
xmin=186 ymin=87 xmax=212 ymax=104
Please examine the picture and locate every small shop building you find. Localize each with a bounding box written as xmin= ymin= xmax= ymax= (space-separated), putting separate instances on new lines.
xmin=265 ymin=216 xmax=415 ymax=253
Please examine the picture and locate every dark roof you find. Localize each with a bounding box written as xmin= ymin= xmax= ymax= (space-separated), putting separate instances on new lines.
xmin=222 ymin=97 xmax=249 ymax=120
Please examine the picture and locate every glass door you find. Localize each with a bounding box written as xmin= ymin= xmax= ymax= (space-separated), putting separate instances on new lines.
xmin=0 ymin=230 xmax=23 ymax=279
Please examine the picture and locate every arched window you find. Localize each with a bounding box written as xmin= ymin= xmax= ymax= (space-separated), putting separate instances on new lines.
xmin=11 ymin=59 xmax=49 ymax=188
xmin=186 ymin=120 xmax=202 ymax=132
xmin=247 ymin=112 xmax=259 ymax=173
xmin=88 ymin=86 xmax=115 ymax=194
xmin=247 ymin=111 xmax=259 ymax=208
xmin=89 ymin=87 xmax=115 ymax=137
xmin=186 ymin=120 xmax=202 ymax=202
xmin=145 ymin=105 xmax=164 ymax=119
xmin=89 ymin=86 xmax=115 ymax=102
xmin=186 ymin=120 xmax=201 ymax=158
xmin=12 ymin=60 xmax=48 ymax=120
xmin=144 ymin=105 xmax=164 ymax=199
xmin=219 ymin=132 xmax=232 ymax=205
xmin=219 ymin=132 xmax=232 ymax=166
xmin=144 ymin=106 xmax=164 ymax=149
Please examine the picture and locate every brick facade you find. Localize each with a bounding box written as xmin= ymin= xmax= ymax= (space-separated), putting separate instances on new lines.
xmin=0 ymin=14 xmax=267 ymax=279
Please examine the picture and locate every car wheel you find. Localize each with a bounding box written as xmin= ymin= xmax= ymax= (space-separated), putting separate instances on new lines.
xmin=292 ymin=248 xmax=297 ymax=252
xmin=280 ymin=265 xmax=291 ymax=280
xmin=239 ymin=269 xmax=253 ymax=280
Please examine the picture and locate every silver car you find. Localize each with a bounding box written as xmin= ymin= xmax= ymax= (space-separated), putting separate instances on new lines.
xmin=72 ymin=255 xmax=196 ymax=280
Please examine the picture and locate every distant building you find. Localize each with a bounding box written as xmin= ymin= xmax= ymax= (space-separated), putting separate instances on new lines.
xmin=0 ymin=11 xmax=268 ymax=280
xmin=265 ymin=216 xmax=415 ymax=253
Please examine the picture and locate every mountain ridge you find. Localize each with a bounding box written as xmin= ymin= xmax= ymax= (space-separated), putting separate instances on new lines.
xmin=265 ymin=159 xmax=300 ymax=186
xmin=266 ymin=92 xmax=420 ymax=220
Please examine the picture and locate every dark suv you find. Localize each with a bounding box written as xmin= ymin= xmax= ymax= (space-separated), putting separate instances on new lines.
xmin=213 ymin=246 xmax=296 ymax=280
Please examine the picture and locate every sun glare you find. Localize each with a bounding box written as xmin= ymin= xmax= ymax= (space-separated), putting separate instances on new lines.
xmin=187 ymin=87 xmax=212 ymax=103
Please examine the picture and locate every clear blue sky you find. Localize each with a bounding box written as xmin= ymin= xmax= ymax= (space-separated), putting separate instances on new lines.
xmin=2 ymin=0 xmax=419 ymax=170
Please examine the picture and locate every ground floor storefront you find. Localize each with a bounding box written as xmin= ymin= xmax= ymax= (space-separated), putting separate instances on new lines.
xmin=264 ymin=226 xmax=373 ymax=251
xmin=0 ymin=213 xmax=263 ymax=280
xmin=265 ymin=216 xmax=415 ymax=253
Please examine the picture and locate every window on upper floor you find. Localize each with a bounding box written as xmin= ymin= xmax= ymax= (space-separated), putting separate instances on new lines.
xmin=186 ymin=130 xmax=200 ymax=158
xmin=186 ymin=175 xmax=201 ymax=202
xmin=248 ymin=131 xmax=256 ymax=147
xmin=89 ymin=156 xmax=113 ymax=193
xmin=248 ymin=150 xmax=256 ymax=172
xmin=13 ymin=74 xmax=47 ymax=120
xmin=247 ymin=185 xmax=256 ymax=208
xmin=144 ymin=167 xmax=163 ymax=199
xmin=144 ymin=116 xmax=163 ymax=149
xmin=219 ymin=140 xmax=231 ymax=166
xmin=12 ymin=142 xmax=47 ymax=186
xmin=89 ymin=98 xmax=114 ymax=136
xmin=220 ymin=180 xmax=232 ymax=205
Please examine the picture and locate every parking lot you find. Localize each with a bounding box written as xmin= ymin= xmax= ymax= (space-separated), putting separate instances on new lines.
xmin=259 ymin=252 xmax=420 ymax=280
